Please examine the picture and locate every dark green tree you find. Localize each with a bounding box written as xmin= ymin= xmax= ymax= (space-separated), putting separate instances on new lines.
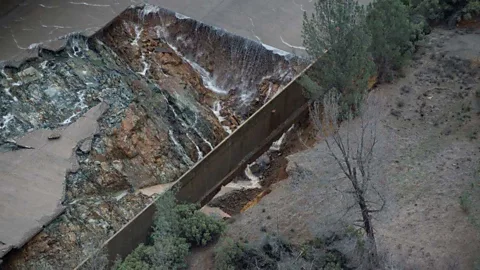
xmin=409 ymin=0 xmax=480 ymax=23
xmin=367 ymin=0 xmax=414 ymax=82
xmin=302 ymin=0 xmax=374 ymax=106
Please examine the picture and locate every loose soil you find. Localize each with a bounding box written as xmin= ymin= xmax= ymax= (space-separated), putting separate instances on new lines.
xmin=190 ymin=27 xmax=480 ymax=270
xmin=207 ymin=118 xmax=318 ymax=215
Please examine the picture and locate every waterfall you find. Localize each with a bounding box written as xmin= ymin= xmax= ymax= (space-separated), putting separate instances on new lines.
xmin=168 ymin=130 xmax=194 ymax=166
xmin=186 ymin=133 xmax=203 ymax=161
xmin=211 ymin=101 xmax=232 ymax=134
xmin=1 ymin=68 xmax=13 ymax=81
xmin=131 ymin=4 xmax=298 ymax=106
xmin=3 ymin=88 xmax=18 ymax=102
xmin=1 ymin=113 xmax=14 ymax=129
xmin=137 ymin=52 xmax=150 ymax=76
xmin=131 ymin=25 xmax=143 ymax=46
xmin=162 ymin=92 xmax=215 ymax=151
xmin=61 ymin=90 xmax=88 ymax=125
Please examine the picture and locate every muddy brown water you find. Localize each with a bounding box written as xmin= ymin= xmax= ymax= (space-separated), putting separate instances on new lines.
xmin=0 ymin=0 xmax=321 ymax=65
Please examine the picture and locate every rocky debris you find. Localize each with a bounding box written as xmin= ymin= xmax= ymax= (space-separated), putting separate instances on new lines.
xmin=10 ymin=193 xmax=151 ymax=269
xmin=1 ymin=5 xmax=302 ymax=269
xmin=48 ymin=131 xmax=61 ymax=140
xmin=79 ymin=138 xmax=92 ymax=153
xmin=200 ymin=206 xmax=232 ymax=220
xmin=250 ymin=153 xmax=271 ymax=175
xmin=105 ymin=6 xmax=305 ymax=130
xmin=16 ymin=67 xmax=43 ymax=84
xmin=0 ymin=34 xmax=224 ymax=268
xmin=0 ymin=139 xmax=34 ymax=153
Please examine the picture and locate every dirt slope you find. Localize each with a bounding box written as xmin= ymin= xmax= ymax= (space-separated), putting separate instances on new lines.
xmin=209 ymin=27 xmax=480 ymax=270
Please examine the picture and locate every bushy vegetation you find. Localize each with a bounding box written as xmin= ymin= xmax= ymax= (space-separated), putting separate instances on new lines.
xmin=116 ymin=244 xmax=156 ymax=270
xmin=303 ymin=0 xmax=478 ymax=95
xmin=117 ymin=192 xmax=225 ymax=270
xmin=302 ymin=0 xmax=374 ymax=107
xmin=409 ymin=0 xmax=480 ymax=23
xmin=367 ymin=0 xmax=416 ymax=82
xmin=176 ymin=204 xmax=226 ymax=246
xmin=215 ymin=238 xmax=276 ymax=270
xmin=214 ymin=233 xmax=351 ymax=270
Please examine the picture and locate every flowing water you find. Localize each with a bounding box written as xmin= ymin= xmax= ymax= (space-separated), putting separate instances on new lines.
xmin=0 ymin=4 xmax=305 ymax=268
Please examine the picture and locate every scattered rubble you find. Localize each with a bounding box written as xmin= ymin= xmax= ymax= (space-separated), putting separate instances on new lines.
xmin=0 ymin=5 xmax=302 ymax=269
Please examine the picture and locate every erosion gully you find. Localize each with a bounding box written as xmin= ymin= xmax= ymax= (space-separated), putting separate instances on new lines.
xmin=0 ymin=4 xmax=305 ymax=268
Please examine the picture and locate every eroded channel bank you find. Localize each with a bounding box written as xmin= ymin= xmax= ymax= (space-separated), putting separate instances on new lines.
xmin=0 ymin=4 xmax=305 ymax=268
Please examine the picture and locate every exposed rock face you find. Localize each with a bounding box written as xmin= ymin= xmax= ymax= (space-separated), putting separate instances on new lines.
xmin=100 ymin=5 xmax=302 ymax=131
xmin=0 ymin=4 xmax=301 ymax=269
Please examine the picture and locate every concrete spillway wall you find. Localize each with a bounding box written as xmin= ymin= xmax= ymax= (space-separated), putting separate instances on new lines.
xmin=75 ymin=63 xmax=312 ymax=268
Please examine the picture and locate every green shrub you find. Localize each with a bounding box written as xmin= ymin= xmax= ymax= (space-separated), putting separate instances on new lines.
xmin=116 ymin=244 xmax=154 ymax=270
xmin=117 ymin=238 xmax=189 ymax=270
xmin=367 ymin=0 xmax=415 ymax=82
xmin=153 ymin=194 xmax=225 ymax=246
xmin=302 ymin=0 xmax=375 ymax=108
xmin=410 ymin=14 xmax=431 ymax=41
xmin=152 ymin=192 xmax=182 ymax=238
xmin=149 ymin=236 xmax=190 ymax=270
xmin=117 ymin=192 xmax=225 ymax=269
xmin=260 ymin=234 xmax=292 ymax=261
xmin=409 ymin=0 xmax=480 ymax=23
xmin=177 ymin=205 xmax=226 ymax=246
xmin=214 ymin=238 xmax=275 ymax=270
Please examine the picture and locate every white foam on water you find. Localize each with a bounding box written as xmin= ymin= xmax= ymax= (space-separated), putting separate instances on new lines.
xmin=70 ymin=38 xmax=85 ymax=58
xmin=39 ymin=4 xmax=59 ymax=8
xmin=193 ymin=126 xmax=214 ymax=150
xmin=269 ymin=124 xmax=295 ymax=151
xmin=225 ymin=163 xmax=261 ymax=189
xmin=69 ymin=2 xmax=110 ymax=7
xmin=131 ymin=25 xmax=143 ymax=46
xmin=280 ymin=36 xmax=306 ymax=50
xmin=61 ymin=90 xmax=88 ymax=125
xmin=224 ymin=126 xmax=233 ymax=134
xmin=211 ymin=100 xmax=232 ymax=134
xmin=1 ymin=113 xmax=14 ymax=129
xmin=154 ymin=26 xmax=228 ymax=95
xmin=263 ymin=82 xmax=274 ymax=103
xmin=270 ymin=133 xmax=286 ymax=152
xmin=4 ymin=88 xmax=18 ymax=102
xmin=40 ymin=61 xmax=48 ymax=70
xmin=187 ymin=133 xmax=203 ymax=161
xmin=169 ymin=130 xmax=194 ymax=166
xmin=137 ymin=52 xmax=150 ymax=76
xmin=262 ymin=43 xmax=290 ymax=56
xmin=1 ymin=69 xmax=13 ymax=80
xmin=140 ymin=4 xmax=160 ymax=17
xmin=175 ymin=12 xmax=190 ymax=20
xmin=27 ymin=43 xmax=41 ymax=50
xmin=212 ymin=101 xmax=225 ymax=122
xmin=184 ymin=59 xmax=228 ymax=95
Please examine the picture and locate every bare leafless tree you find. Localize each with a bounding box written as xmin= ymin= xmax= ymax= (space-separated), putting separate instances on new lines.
xmin=310 ymin=89 xmax=384 ymax=267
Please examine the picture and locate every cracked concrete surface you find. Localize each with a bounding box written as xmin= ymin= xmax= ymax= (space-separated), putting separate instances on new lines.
xmin=0 ymin=0 xmax=375 ymax=264
xmin=0 ymin=103 xmax=108 ymax=258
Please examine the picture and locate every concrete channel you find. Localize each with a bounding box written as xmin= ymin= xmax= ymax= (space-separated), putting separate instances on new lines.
xmin=75 ymin=64 xmax=312 ymax=268
xmin=0 ymin=1 xmax=316 ymax=267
